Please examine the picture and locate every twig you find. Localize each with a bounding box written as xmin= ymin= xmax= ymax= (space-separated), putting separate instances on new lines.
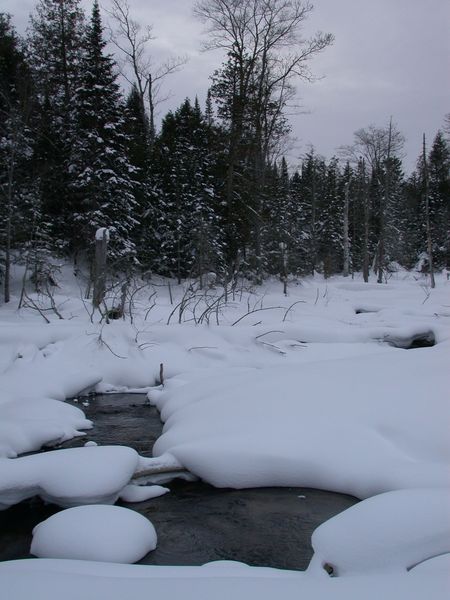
xmin=282 ymin=300 xmax=306 ymax=322
xmin=314 ymin=288 xmax=320 ymax=305
xmin=231 ymin=306 xmax=286 ymax=326
xmin=255 ymin=330 xmax=284 ymax=340
xmin=187 ymin=346 xmax=218 ymax=352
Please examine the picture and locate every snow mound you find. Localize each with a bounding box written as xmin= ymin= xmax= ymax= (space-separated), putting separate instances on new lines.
xmin=0 ymin=558 xmax=449 ymax=600
xmin=0 ymin=397 xmax=92 ymax=458
xmin=151 ymin=343 xmax=450 ymax=498
xmin=0 ymin=445 xmax=140 ymax=509
xmin=307 ymin=488 xmax=450 ymax=576
xmin=119 ymin=484 xmax=169 ymax=502
xmin=31 ymin=505 xmax=157 ymax=563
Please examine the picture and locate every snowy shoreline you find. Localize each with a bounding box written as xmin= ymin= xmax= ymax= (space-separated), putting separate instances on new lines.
xmin=1 ymin=268 xmax=449 ymax=597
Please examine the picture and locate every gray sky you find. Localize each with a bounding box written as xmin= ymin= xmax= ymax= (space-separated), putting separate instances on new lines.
xmin=6 ymin=0 xmax=450 ymax=172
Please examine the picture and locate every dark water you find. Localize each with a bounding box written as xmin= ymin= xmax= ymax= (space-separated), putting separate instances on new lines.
xmin=0 ymin=394 xmax=357 ymax=570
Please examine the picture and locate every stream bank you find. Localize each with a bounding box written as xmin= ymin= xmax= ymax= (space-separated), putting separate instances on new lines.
xmin=0 ymin=394 xmax=357 ymax=570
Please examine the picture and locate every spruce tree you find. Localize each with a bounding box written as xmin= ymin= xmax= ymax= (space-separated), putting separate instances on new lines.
xmin=318 ymin=157 xmax=343 ymax=277
xmin=27 ymin=0 xmax=86 ymax=245
xmin=69 ymin=0 xmax=138 ymax=268
xmin=383 ymin=156 xmax=406 ymax=270
xmin=152 ymin=98 xmax=224 ymax=283
xmin=299 ymin=149 xmax=326 ymax=274
xmin=427 ymin=131 xmax=450 ymax=268
xmin=0 ymin=14 xmax=36 ymax=302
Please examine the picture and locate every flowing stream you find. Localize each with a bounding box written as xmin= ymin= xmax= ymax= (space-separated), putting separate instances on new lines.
xmin=0 ymin=394 xmax=357 ymax=570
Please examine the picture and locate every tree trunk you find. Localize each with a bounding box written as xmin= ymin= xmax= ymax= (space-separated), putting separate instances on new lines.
xmin=361 ymin=160 xmax=370 ymax=283
xmin=377 ymin=119 xmax=393 ymax=283
xmin=3 ymin=147 xmax=15 ymax=304
xmin=311 ymin=165 xmax=317 ymax=275
xmin=343 ymin=182 xmax=350 ymax=277
xmin=148 ymin=74 xmax=155 ymax=146
xmin=423 ymin=134 xmax=435 ymax=288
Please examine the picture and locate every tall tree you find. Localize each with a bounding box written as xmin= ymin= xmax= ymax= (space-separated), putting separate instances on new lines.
xmin=0 ymin=14 xmax=35 ymax=302
xmin=341 ymin=121 xmax=405 ymax=282
xmin=427 ymin=131 xmax=450 ymax=270
xmin=195 ymin=0 xmax=333 ymax=280
xmin=27 ymin=0 xmax=86 ymax=243
xmin=69 ymin=0 xmax=138 ymax=268
xmin=152 ymin=98 xmax=224 ymax=282
xmin=319 ymin=157 xmax=343 ymax=277
xmin=108 ymin=0 xmax=186 ymax=147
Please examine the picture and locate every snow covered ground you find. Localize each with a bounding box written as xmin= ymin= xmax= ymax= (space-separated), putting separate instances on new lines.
xmin=0 ymin=264 xmax=449 ymax=597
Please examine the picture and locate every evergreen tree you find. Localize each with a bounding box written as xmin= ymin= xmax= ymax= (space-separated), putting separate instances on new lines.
xmin=27 ymin=0 xmax=86 ymax=244
xmin=264 ymin=157 xmax=298 ymax=277
xmin=318 ymin=157 xmax=343 ymax=277
xmin=0 ymin=14 xmax=36 ymax=302
xmin=152 ymin=98 xmax=224 ymax=282
xmin=298 ymin=149 xmax=326 ymax=274
xmin=427 ymin=131 xmax=450 ymax=267
xmin=383 ymin=156 xmax=407 ymax=269
xmin=124 ymin=84 xmax=154 ymax=269
xmin=69 ymin=0 xmax=138 ymax=267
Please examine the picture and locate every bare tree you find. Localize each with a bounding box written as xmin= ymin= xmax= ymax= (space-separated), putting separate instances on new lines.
xmin=107 ymin=0 xmax=187 ymax=143
xmin=195 ymin=0 xmax=333 ymax=281
xmin=443 ymin=113 xmax=450 ymax=140
xmin=340 ymin=121 xmax=405 ymax=283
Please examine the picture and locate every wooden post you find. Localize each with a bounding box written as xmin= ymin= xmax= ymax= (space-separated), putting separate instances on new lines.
xmin=93 ymin=228 xmax=109 ymax=309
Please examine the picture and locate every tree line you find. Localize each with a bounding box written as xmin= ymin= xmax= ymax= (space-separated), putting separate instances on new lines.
xmin=1 ymin=0 xmax=449 ymax=304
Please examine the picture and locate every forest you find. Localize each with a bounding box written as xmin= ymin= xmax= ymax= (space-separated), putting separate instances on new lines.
xmin=1 ymin=0 xmax=449 ymax=305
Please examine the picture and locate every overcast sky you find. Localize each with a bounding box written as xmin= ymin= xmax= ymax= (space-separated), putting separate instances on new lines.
xmin=5 ymin=0 xmax=450 ymax=172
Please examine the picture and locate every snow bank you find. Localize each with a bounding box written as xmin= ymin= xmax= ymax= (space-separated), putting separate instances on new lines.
xmin=0 ymin=397 xmax=91 ymax=458
xmin=0 ymin=558 xmax=448 ymax=600
xmin=31 ymin=505 xmax=157 ymax=563
xmin=308 ymin=488 xmax=450 ymax=576
xmin=119 ymin=484 xmax=169 ymax=502
xmin=0 ymin=271 xmax=449 ymax=597
xmin=0 ymin=446 xmax=140 ymax=509
xmin=150 ymin=342 xmax=450 ymax=498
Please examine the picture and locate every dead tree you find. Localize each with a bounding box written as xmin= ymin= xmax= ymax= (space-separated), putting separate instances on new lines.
xmin=93 ymin=228 xmax=109 ymax=309
xmin=343 ymin=180 xmax=350 ymax=277
xmin=108 ymin=0 xmax=187 ymax=146
xmin=195 ymin=0 xmax=333 ymax=280
xmin=422 ymin=134 xmax=435 ymax=288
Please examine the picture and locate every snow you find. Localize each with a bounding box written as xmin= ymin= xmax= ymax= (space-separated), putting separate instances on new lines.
xmin=0 ymin=559 xmax=448 ymax=600
xmin=31 ymin=505 xmax=157 ymax=563
xmin=119 ymin=484 xmax=169 ymax=502
xmin=307 ymin=488 xmax=450 ymax=576
xmin=149 ymin=343 xmax=449 ymax=497
xmin=95 ymin=227 xmax=110 ymax=241
xmin=0 ymin=446 xmax=140 ymax=509
xmin=0 ymin=265 xmax=449 ymax=597
xmin=0 ymin=397 xmax=92 ymax=458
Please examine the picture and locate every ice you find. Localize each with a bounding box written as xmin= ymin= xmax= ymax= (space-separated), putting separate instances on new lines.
xmin=31 ymin=505 xmax=157 ymax=563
